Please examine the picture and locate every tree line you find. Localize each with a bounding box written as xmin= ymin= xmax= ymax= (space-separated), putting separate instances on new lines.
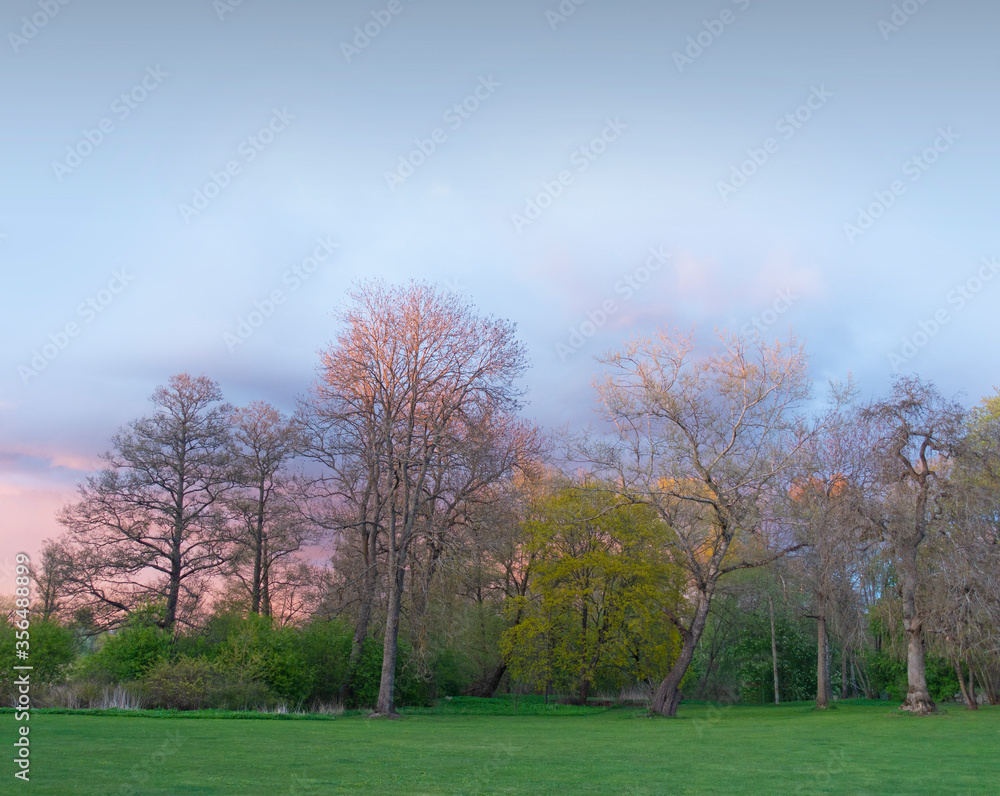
xmin=8 ymin=280 xmax=999 ymax=717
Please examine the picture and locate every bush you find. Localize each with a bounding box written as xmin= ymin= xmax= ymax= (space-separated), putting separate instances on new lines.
xmin=348 ymin=635 xmax=428 ymax=708
xmin=0 ymin=619 xmax=77 ymax=692
xmin=927 ymin=656 xmax=960 ymax=702
xmin=211 ymin=678 xmax=276 ymax=711
xmin=348 ymin=636 xmax=384 ymax=709
xmin=295 ymin=619 xmax=352 ymax=703
xmin=77 ymin=624 xmax=170 ymax=683
xmin=430 ymin=648 xmax=475 ymax=698
xmin=212 ymin=614 xmax=312 ymax=705
xmin=142 ymin=658 xmax=224 ymax=710
xmin=866 ymin=649 xmax=907 ymax=701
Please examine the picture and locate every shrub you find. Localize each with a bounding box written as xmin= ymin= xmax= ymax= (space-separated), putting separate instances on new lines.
xmin=212 ymin=614 xmax=312 ymax=704
xmin=295 ymin=619 xmax=352 ymax=703
xmin=926 ymin=656 xmax=960 ymax=702
xmin=0 ymin=619 xmax=77 ymax=694
xmin=866 ymin=649 xmax=907 ymax=701
xmin=348 ymin=636 xmax=384 ymax=709
xmin=211 ymin=677 xmax=276 ymax=711
xmin=142 ymin=658 xmax=224 ymax=710
xmin=348 ymin=635 xmax=427 ymax=708
xmin=430 ymin=647 xmax=475 ymax=699
xmin=77 ymin=624 xmax=170 ymax=683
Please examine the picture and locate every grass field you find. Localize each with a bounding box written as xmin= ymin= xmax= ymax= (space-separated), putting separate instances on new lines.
xmin=4 ymin=699 xmax=998 ymax=794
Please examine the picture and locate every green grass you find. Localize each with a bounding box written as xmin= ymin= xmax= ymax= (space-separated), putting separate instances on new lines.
xmin=3 ymin=701 xmax=998 ymax=794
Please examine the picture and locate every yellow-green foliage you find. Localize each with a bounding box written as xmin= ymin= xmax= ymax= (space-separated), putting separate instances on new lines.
xmin=502 ymin=482 xmax=684 ymax=698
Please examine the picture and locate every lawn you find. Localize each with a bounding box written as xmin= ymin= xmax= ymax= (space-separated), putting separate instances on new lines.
xmin=3 ymin=700 xmax=998 ymax=794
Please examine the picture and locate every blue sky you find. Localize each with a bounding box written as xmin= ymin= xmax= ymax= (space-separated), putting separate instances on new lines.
xmin=2 ymin=0 xmax=998 ymax=578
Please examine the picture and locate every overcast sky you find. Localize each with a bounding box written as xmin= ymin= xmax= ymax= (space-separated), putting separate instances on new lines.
xmin=2 ymin=0 xmax=998 ymax=585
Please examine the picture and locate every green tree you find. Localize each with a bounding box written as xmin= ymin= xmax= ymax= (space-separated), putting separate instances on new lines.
xmin=503 ymin=481 xmax=683 ymax=702
xmin=0 ymin=619 xmax=77 ymax=691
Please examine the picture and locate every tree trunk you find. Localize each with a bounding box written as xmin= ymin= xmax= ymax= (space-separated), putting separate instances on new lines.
xmin=816 ymin=612 xmax=829 ymax=709
xmin=954 ymin=658 xmax=974 ymax=709
xmin=975 ymin=665 xmax=998 ymax=705
xmin=696 ymin=642 xmax=720 ymax=701
xmin=768 ymin=594 xmax=780 ymax=705
xmin=260 ymin=549 xmax=271 ymax=618
xmin=898 ymin=540 xmax=936 ymax=714
xmin=966 ymin=660 xmax=978 ymax=710
xmin=373 ymin=553 xmax=406 ymax=717
xmin=854 ymin=655 xmax=872 ymax=699
xmin=340 ymin=526 xmax=379 ymax=704
xmin=840 ymin=646 xmax=848 ymax=700
xmin=466 ymin=663 xmax=507 ymax=697
xmin=651 ymin=593 xmax=712 ymax=717
xmin=579 ymin=602 xmax=590 ymax=704
xmin=251 ymin=482 xmax=265 ymax=614
xmin=165 ymin=540 xmax=182 ymax=630
xmin=251 ymin=539 xmax=263 ymax=614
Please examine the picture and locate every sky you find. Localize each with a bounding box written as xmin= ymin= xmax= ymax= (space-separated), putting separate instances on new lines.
xmin=2 ymin=0 xmax=999 ymax=588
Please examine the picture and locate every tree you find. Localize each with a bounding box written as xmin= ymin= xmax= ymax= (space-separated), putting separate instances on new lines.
xmin=459 ymin=470 xmax=545 ymax=698
xmin=300 ymin=281 xmax=531 ymax=716
xmin=30 ymin=539 xmax=75 ymax=621
xmin=295 ymin=400 xmax=385 ymax=703
xmin=225 ymin=401 xmax=309 ymax=617
xmin=502 ymin=480 xmax=682 ymax=703
xmin=859 ymin=376 xmax=965 ymax=714
xmin=57 ymin=374 xmax=235 ymax=630
xmin=690 ymin=566 xmax=817 ymax=704
xmin=924 ymin=388 xmax=1000 ymax=709
xmin=583 ymin=330 xmax=837 ymax=716
xmin=790 ymin=406 xmax=873 ymax=710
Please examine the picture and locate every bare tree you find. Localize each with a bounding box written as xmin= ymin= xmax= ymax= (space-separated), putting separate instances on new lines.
xmin=225 ymin=401 xmax=310 ymax=617
xmin=300 ymin=281 xmax=531 ymax=716
xmin=294 ymin=407 xmax=385 ymax=703
xmin=581 ymin=330 xmax=840 ymax=716
xmin=790 ymin=406 xmax=876 ymax=710
xmin=30 ymin=539 xmax=74 ymax=622
xmin=57 ymin=373 xmax=235 ymax=630
xmin=924 ymin=388 xmax=1000 ymax=709
xmin=858 ymin=376 xmax=965 ymax=714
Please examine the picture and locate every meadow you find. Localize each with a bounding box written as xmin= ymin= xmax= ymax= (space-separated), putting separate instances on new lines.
xmin=4 ymin=699 xmax=998 ymax=794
